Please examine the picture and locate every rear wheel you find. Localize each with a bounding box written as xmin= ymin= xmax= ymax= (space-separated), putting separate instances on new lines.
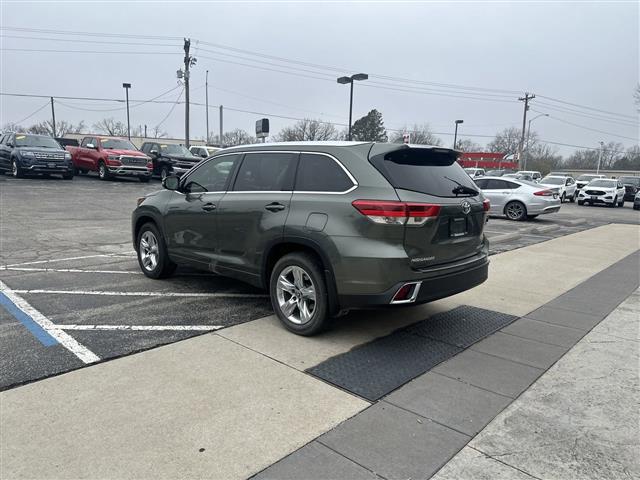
xmin=270 ymin=252 xmax=329 ymax=336
xmin=136 ymin=223 xmax=176 ymax=279
xmin=505 ymin=201 xmax=527 ymax=221
xmin=98 ymin=161 xmax=110 ymax=181
xmin=139 ymin=175 xmax=150 ymax=183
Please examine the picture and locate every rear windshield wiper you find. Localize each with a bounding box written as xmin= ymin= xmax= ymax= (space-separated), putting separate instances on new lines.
xmin=444 ymin=176 xmax=478 ymax=196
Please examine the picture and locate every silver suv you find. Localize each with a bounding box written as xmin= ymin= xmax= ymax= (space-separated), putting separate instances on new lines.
xmin=132 ymin=142 xmax=490 ymax=335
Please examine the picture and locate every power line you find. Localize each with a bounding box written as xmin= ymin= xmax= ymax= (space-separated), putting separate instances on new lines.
xmin=1 ymin=48 xmax=177 ymax=55
xmin=155 ymin=87 xmax=185 ymax=128
xmin=0 ymin=34 xmax=180 ymax=47
xmin=535 ymin=101 xmax=639 ymax=128
xmin=13 ymin=101 xmax=50 ymax=124
xmin=532 ymin=110 xmax=639 ymax=142
xmin=0 ymin=26 xmax=183 ymax=41
xmin=537 ymin=94 xmax=636 ymax=120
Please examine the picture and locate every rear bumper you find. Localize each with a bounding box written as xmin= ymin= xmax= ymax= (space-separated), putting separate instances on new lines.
xmin=338 ymin=257 xmax=489 ymax=309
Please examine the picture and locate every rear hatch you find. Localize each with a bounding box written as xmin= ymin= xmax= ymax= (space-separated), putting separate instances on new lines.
xmin=369 ymin=144 xmax=487 ymax=270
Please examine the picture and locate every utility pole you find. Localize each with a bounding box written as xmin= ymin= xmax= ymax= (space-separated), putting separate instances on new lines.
xmin=219 ymin=105 xmax=223 ymax=146
xmin=517 ymin=93 xmax=535 ymax=168
xmin=50 ymin=97 xmax=56 ymax=137
xmin=205 ymin=69 xmax=210 ymax=144
xmin=144 ymin=124 xmax=147 ymax=138
xmin=597 ymin=141 xmax=604 ymax=174
xmin=183 ymin=38 xmax=192 ymax=148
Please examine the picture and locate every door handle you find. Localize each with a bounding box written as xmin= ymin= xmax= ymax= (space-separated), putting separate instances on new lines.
xmin=265 ymin=202 xmax=286 ymax=212
xmin=201 ymin=203 xmax=217 ymax=212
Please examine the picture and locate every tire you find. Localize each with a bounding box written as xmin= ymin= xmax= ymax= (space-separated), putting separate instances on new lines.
xmin=618 ymin=199 xmax=624 ymax=207
xmin=160 ymin=166 xmax=170 ymax=182
xmin=608 ymin=196 xmax=617 ymax=208
xmin=634 ymin=205 xmax=639 ymax=210
xmin=62 ymin=172 xmax=74 ymax=180
xmin=561 ymin=192 xmax=566 ymax=203
xmin=136 ymin=222 xmax=176 ymax=279
xmin=80 ymin=169 xmax=88 ymax=174
xmin=11 ymin=159 xmax=24 ymax=178
xmin=504 ymin=201 xmax=527 ymax=221
xmin=570 ymin=194 xmax=576 ymax=203
xmin=98 ymin=161 xmax=110 ymax=181
xmin=526 ymin=215 xmax=539 ymax=220
xmin=578 ymin=200 xmax=584 ymax=206
xmin=270 ymin=252 xmax=329 ymax=336
xmin=139 ymin=175 xmax=151 ymax=183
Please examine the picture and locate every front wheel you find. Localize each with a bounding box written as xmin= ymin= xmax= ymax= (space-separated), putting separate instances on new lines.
xmin=62 ymin=172 xmax=74 ymax=180
xmin=618 ymin=199 xmax=624 ymax=207
xmin=570 ymin=194 xmax=576 ymax=203
xmin=561 ymin=193 xmax=566 ymax=203
xmin=609 ymin=196 xmax=617 ymax=208
xmin=136 ymin=223 xmax=176 ymax=279
xmin=270 ymin=252 xmax=329 ymax=336
xmin=139 ymin=175 xmax=151 ymax=183
xmin=11 ymin=159 xmax=24 ymax=178
xmin=505 ymin=201 xmax=527 ymax=221
xmin=578 ymin=200 xmax=584 ymax=206
xmin=98 ymin=161 xmax=111 ymax=181
xmin=160 ymin=166 xmax=170 ymax=182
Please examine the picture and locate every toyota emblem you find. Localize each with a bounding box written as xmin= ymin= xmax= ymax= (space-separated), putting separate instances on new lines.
xmin=461 ymin=200 xmax=471 ymax=215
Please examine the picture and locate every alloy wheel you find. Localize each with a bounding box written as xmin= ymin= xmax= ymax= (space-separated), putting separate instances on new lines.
xmin=139 ymin=230 xmax=159 ymax=272
xmin=276 ymin=265 xmax=316 ymax=325
xmin=11 ymin=161 xmax=18 ymax=177
xmin=506 ymin=202 xmax=525 ymax=220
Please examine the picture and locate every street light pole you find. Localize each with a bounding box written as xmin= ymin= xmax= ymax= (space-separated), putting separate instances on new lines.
xmin=205 ymin=69 xmax=209 ymax=144
xmin=523 ymin=113 xmax=548 ymax=170
xmin=337 ymin=73 xmax=368 ymax=141
xmin=122 ymin=83 xmax=131 ymax=140
xmin=597 ymin=141 xmax=604 ymax=174
xmin=453 ymin=119 xmax=463 ymax=149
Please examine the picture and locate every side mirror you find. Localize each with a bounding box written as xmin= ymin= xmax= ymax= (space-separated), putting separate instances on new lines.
xmin=86 ymin=143 xmax=95 ymax=150
xmin=162 ymin=175 xmax=180 ymax=191
xmin=149 ymin=149 xmax=158 ymax=157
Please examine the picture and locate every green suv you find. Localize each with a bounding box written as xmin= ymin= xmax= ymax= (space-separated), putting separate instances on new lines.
xmin=132 ymin=142 xmax=490 ymax=335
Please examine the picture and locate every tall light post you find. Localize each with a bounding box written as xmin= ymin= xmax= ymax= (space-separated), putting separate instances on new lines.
xmin=205 ymin=69 xmax=210 ymax=144
xmin=453 ymin=119 xmax=463 ymax=149
xmin=122 ymin=83 xmax=131 ymax=140
xmin=337 ymin=73 xmax=368 ymax=141
xmin=523 ymin=112 xmax=548 ymax=170
xmin=597 ymin=141 xmax=604 ymax=174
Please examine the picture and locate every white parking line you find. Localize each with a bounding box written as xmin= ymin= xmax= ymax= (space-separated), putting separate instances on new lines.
xmin=0 ymin=280 xmax=100 ymax=364
xmin=12 ymin=289 xmax=268 ymax=298
xmin=57 ymin=324 xmax=223 ymax=331
xmin=2 ymin=267 xmax=142 ymax=275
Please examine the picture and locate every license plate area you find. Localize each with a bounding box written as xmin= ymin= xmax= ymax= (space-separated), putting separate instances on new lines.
xmin=591 ymin=196 xmax=597 ymax=201
xmin=48 ymin=163 xmax=56 ymax=168
xmin=449 ymin=217 xmax=468 ymax=237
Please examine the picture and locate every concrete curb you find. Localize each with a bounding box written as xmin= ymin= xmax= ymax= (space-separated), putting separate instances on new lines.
xmin=489 ymin=232 xmax=521 ymax=244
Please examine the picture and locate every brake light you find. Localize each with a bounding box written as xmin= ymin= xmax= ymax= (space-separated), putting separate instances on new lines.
xmin=482 ymin=199 xmax=490 ymax=211
xmin=352 ymin=200 xmax=441 ymax=226
xmin=534 ymin=190 xmax=554 ymax=196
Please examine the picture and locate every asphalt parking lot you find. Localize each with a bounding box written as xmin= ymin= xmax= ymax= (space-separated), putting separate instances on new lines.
xmin=1 ymin=172 xmax=638 ymax=390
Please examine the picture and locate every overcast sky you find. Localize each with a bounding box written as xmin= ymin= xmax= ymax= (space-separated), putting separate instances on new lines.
xmin=1 ymin=1 xmax=638 ymax=156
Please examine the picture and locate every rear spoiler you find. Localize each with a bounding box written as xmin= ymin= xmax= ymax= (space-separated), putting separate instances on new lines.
xmin=368 ymin=143 xmax=460 ymax=159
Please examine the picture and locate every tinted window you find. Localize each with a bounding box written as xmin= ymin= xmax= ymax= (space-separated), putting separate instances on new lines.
xmin=504 ymin=181 xmax=520 ymax=189
xmin=141 ymin=143 xmax=150 ymax=153
xmin=183 ymin=154 xmax=241 ymax=193
xmin=619 ymin=177 xmax=640 ymax=187
xmin=474 ymin=178 xmax=488 ymax=189
xmin=233 ymin=152 xmax=297 ymax=191
xmin=370 ymin=148 xmax=478 ymax=197
xmin=485 ymin=179 xmax=511 ymax=190
xmin=296 ymin=153 xmax=354 ymax=192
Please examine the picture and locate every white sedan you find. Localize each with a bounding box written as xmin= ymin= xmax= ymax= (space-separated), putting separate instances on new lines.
xmin=577 ymin=179 xmax=626 ymax=207
xmin=538 ymin=176 xmax=578 ymax=203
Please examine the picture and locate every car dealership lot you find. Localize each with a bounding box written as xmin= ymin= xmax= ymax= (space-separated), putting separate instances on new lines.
xmin=1 ymin=173 xmax=638 ymax=390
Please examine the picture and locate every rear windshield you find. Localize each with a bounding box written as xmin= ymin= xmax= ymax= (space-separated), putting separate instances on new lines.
xmin=541 ymin=177 xmax=564 ymax=185
xmin=577 ymin=174 xmax=600 ymax=181
xmin=370 ymin=147 xmax=479 ymax=197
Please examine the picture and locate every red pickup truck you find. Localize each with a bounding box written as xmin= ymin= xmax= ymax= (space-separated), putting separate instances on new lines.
xmin=66 ymin=136 xmax=152 ymax=182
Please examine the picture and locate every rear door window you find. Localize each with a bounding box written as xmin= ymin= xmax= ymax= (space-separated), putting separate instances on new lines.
xmin=369 ymin=147 xmax=478 ymax=197
xmin=295 ymin=153 xmax=354 ymax=192
xmin=233 ymin=152 xmax=298 ymax=191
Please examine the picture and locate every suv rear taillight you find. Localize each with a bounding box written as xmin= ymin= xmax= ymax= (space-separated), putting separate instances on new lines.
xmin=534 ymin=190 xmax=554 ymax=196
xmin=483 ymin=199 xmax=490 ymax=211
xmin=352 ymin=200 xmax=440 ymax=226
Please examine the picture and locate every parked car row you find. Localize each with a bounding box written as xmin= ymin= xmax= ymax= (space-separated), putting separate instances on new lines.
xmin=0 ymin=132 xmax=222 ymax=181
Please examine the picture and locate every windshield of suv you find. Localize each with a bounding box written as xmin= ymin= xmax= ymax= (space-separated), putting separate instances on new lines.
xmin=160 ymin=144 xmax=194 ymax=156
xmin=100 ymin=138 xmax=137 ymax=150
xmin=619 ymin=177 xmax=640 ymax=186
xmin=14 ymin=134 xmax=61 ymax=149
xmin=589 ymin=179 xmax=616 ymax=188
xmin=540 ymin=177 xmax=565 ymax=185
xmin=577 ymin=174 xmax=600 ymax=181
xmin=370 ymin=147 xmax=479 ymax=197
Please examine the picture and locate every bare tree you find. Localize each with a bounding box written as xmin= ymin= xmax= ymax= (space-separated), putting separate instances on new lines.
xmin=635 ymin=84 xmax=640 ymax=111
xmin=210 ymin=129 xmax=256 ymax=146
xmin=487 ymin=127 xmax=522 ymax=154
xmin=92 ymin=118 xmax=128 ymax=136
xmin=390 ymin=124 xmax=442 ymax=145
xmin=274 ymin=118 xmax=338 ymax=142
xmin=1 ymin=122 xmax=26 ymax=133
xmin=27 ymin=120 xmax=85 ymax=137
xmin=151 ymin=126 xmax=168 ymax=138
xmin=455 ymin=138 xmax=481 ymax=152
